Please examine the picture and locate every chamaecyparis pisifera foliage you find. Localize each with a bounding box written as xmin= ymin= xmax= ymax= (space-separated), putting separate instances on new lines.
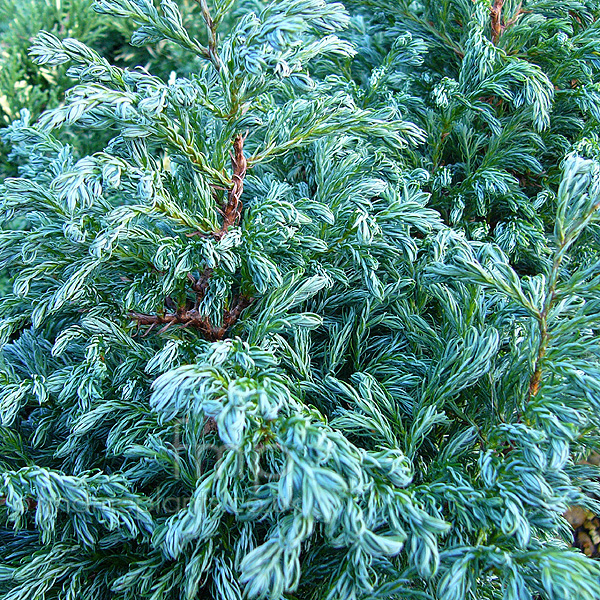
xmin=1 ymin=0 xmax=600 ymax=599
xmin=0 ymin=0 xmax=434 ymax=597
xmin=303 ymin=153 xmax=600 ymax=597
xmin=345 ymin=0 xmax=600 ymax=272
xmin=0 ymin=0 xmax=203 ymax=296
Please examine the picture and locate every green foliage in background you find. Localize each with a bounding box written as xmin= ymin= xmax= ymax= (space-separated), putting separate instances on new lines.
xmin=0 ymin=0 xmax=205 ymax=176
xmin=0 ymin=0 xmax=600 ymax=599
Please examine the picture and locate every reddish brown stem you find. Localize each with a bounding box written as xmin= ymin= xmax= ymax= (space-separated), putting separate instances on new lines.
xmin=491 ymin=0 xmax=505 ymax=44
xmin=188 ymin=268 xmax=212 ymax=308
xmin=130 ymin=296 xmax=253 ymax=341
xmin=216 ymin=133 xmax=247 ymax=239
xmin=186 ymin=134 xmax=248 ymax=239
xmin=131 ymin=136 xmax=250 ymax=339
xmin=0 ymin=497 xmax=37 ymax=510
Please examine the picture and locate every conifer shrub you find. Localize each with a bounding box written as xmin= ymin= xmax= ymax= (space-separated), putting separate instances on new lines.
xmin=0 ymin=0 xmax=600 ymax=599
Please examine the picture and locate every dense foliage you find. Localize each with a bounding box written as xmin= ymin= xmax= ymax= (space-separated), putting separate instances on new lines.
xmin=1 ymin=0 xmax=600 ymax=598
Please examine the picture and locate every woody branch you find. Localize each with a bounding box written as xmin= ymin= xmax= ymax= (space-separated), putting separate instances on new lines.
xmin=130 ymin=135 xmax=251 ymax=339
xmin=491 ymin=0 xmax=504 ymax=44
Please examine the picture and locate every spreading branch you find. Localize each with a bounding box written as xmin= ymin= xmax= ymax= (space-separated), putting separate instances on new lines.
xmin=131 ymin=295 xmax=253 ymax=341
xmin=130 ymin=134 xmax=251 ymax=339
